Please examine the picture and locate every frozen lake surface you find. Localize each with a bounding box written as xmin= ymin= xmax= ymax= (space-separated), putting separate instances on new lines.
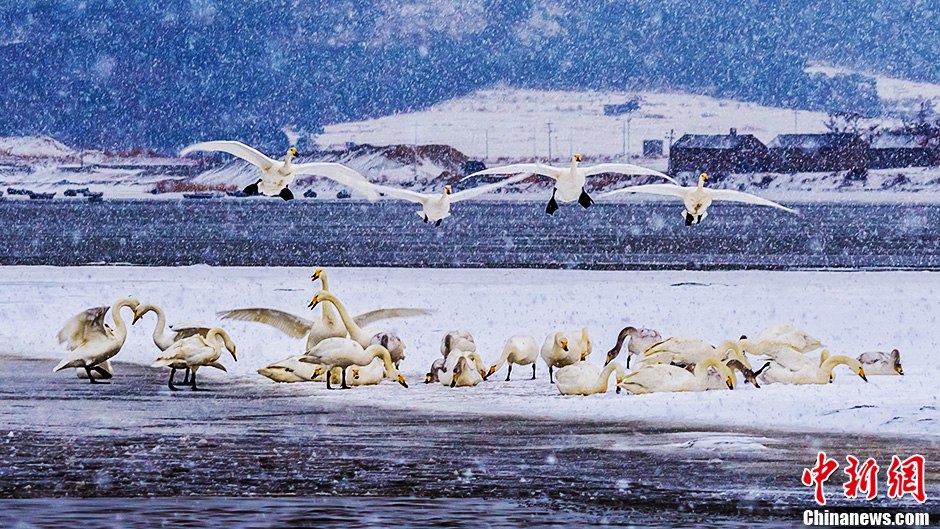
xmin=1 ymin=199 xmax=938 ymax=269
xmin=1 ymin=358 xmax=935 ymax=527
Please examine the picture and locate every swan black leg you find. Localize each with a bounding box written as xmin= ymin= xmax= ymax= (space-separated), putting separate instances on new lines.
xmin=505 ymin=364 xmax=512 ymax=382
xmin=190 ymin=370 xmax=204 ymax=391
xmin=531 ymin=363 xmax=537 ymax=380
xmin=423 ymin=215 xmax=429 ymax=223
xmin=685 ymin=212 xmax=694 ymax=226
xmin=243 ymin=180 xmax=260 ymax=196
xmin=326 ymin=372 xmax=333 ymax=390
xmin=181 ymin=369 xmax=190 ymax=385
xmin=341 ymin=367 xmax=350 ymax=389
xmin=84 ymin=366 xmax=103 ymax=384
xmin=91 ymin=365 xmax=112 ymax=380
xmin=578 ymin=188 xmax=594 ymax=208
xmin=435 ymin=219 xmax=442 ymax=227
xmin=168 ymin=368 xmax=179 ymax=391
xmin=546 ymin=189 xmax=559 ymax=215
xmin=279 ymin=187 xmax=294 ymax=201
xmin=549 ymin=365 xmax=554 ymax=384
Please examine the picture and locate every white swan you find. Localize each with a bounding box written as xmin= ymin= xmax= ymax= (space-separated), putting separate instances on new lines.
xmin=755 ymin=324 xmax=824 ymax=353
xmin=349 ymin=358 xmax=387 ymax=386
xmin=424 ymin=357 xmax=447 ymax=384
xmin=486 ymin=335 xmax=539 ymax=381
xmin=759 ymin=351 xmax=869 ymax=385
xmin=857 ymin=349 xmax=903 ymax=376
xmin=75 ymin=360 xmax=113 ymax=380
xmin=554 ymin=360 xmax=626 ymax=396
xmin=151 ymin=328 xmax=238 ymax=390
xmin=133 ymin=303 xmax=211 ymax=384
xmin=604 ymin=326 xmax=663 ymax=368
xmin=369 ymin=332 xmax=407 ymax=368
xmin=540 ymin=329 xmax=591 ymax=383
xmin=442 ymin=330 xmax=476 ymax=356
xmin=642 ymin=337 xmax=753 ymax=370
xmin=222 ymin=270 xmax=428 ymax=355
xmin=439 ymin=350 xmax=488 ymax=387
xmin=179 ymin=141 xmax=379 ymax=201
xmin=680 ymin=359 xmax=770 ymax=389
xmin=307 ymin=290 xmax=431 ymax=365
xmin=599 ymin=172 xmax=798 ymax=225
xmin=447 ymin=353 xmax=488 ymax=388
xmin=618 ymin=357 xmax=735 ymax=394
xmin=54 ymin=297 xmax=141 ymax=382
xmin=257 ymin=356 xmax=348 ymax=384
xmin=301 ymin=337 xmax=407 ymax=389
xmin=464 ymin=154 xmax=675 ymax=215
xmin=367 ymin=173 xmax=530 ymax=226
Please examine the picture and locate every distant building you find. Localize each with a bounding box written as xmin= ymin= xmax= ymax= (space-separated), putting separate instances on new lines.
xmin=767 ymin=133 xmax=869 ymax=172
xmin=869 ymin=134 xmax=934 ymax=169
xmin=668 ymin=129 xmax=769 ymax=175
xmin=642 ymin=140 xmax=663 ymax=157
xmin=603 ymin=99 xmax=640 ymax=116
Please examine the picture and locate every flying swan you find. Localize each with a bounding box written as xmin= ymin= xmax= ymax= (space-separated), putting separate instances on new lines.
xmin=464 ymin=154 xmax=676 ymax=215
xmin=599 ymin=172 xmax=798 ymax=225
xmin=179 ymin=141 xmax=380 ymax=201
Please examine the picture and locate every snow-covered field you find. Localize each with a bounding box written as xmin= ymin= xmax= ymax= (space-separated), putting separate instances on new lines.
xmin=317 ymin=88 xmax=835 ymax=161
xmin=2 ymin=266 xmax=935 ymax=438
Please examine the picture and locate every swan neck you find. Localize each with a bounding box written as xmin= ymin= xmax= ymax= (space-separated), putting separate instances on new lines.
xmin=322 ymin=294 xmax=363 ymax=341
xmin=370 ymin=346 xmax=397 ymax=377
xmin=598 ymin=361 xmax=625 ymax=391
xmin=110 ymin=299 xmax=134 ymax=339
xmin=150 ymin=305 xmax=168 ymax=345
xmin=317 ymin=276 xmax=338 ymax=320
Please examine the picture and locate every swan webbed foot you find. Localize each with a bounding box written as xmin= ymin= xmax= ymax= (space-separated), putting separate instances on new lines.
xmin=340 ymin=368 xmax=350 ymax=389
xmin=243 ymin=181 xmax=260 ymax=196
xmin=279 ymin=187 xmax=294 ymax=201
xmin=84 ymin=366 xmax=108 ymax=384
xmin=546 ymin=191 xmax=559 ymax=215
xmin=423 ymin=215 xmax=429 ymax=223
xmin=434 ymin=219 xmax=442 ymax=227
xmin=505 ymin=364 xmax=512 ymax=382
xmin=531 ymin=363 xmax=536 ymax=380
xmin=578 ymin=189 xmax=594 ymax=209
xmin=684 ymin=212 xmax=694 ymax=226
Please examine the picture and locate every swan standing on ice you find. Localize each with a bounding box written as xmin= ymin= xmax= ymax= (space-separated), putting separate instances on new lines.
xmin=151 ymin=328 xmax=238 ymax=390
xmin=600 ymin=172 xmax=797 ymax=225
xmin=307 ymin=290 xmax=431 ymax=366
xmin=554 ymin=360 xmax=627 ymax=396
xmin=486 ymin=335 xmax=539 ymax=381
xmin=133 ymin=303 xmax=211 ymax=385
xmin=55 ymin=297 xmax=141 ymax=383
xmin=301 ymin=338 xmax=407 ymax=390
xmin=759 ymin=351 xmax=868 ymax=385
xmin=857 ymin=349 xmax=903 ymax=376
xmin=179 ymin=141 xmax=379 ymax=201
xmin=364 ymin=173 xmax=531 ymax=226
xmin=618 ymin=357 xmax=735 ymax=394
xmin=540 ymin=329 xmax=591 ymax=383
xmin=464 ymin=154 xmax=675 ymax=214
xmin=604 ymin=326 xmax=663 ymax=368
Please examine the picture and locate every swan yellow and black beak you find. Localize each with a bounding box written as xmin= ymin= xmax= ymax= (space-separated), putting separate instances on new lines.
xmin=479 ymin=369 xmax=488 ymax=380
xmin=289 ymin=147 xmax=298 ymax=156
xmin=700 ymin=172 xmax=709 ymax=181
xmin=486 ymin=365 xmax=497 ymax=378
xmin=444 ymin=185 xmax=452 ymax=195
xmin=397 ymin=374 xmax=408 ymax=388
xmin=424 ymin=372 xmax=433 ymax=384
xmin=858 ymin=368 xmax=868 ymax=382
xmin=580 ymin=351 xmax=588 ymax=361
xmin=311 ymin=268 xmax=323 ymax=281
xmin=132 ymin=312 xmax=142 ymax=324
xmin=230 ymin=346 xmax=237 ymax=361
xmin=560 ymin=339 xmax=569 ymax=352
xmin=726 ymin=376 xmax=734 ymax=390
xmin=307 ymin=294 xmax=320 ymax=309
xmin=573 ymin=153 xmax=582 ymax=162
xmin=313 ymin=367 xmax=323 ymax=379
xmin=896 ymin=365 xmax=904 ymax=375
xmin=352 ymin=368 xmax=360 ymax=380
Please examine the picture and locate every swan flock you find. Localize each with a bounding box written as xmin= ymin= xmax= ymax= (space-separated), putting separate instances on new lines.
xmin=179 ymin=140 xmax=797 ymax=224
xmin=55 ymin=272 xmax=894 ymax=399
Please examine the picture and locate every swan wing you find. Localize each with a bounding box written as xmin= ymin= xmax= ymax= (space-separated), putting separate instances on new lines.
xmin=581 ymin=164 xmax=678 ymax=184
xmin=170 ymin=325 xmax=212 ymax=342
xmin=370 ymin=184 xmax=429 ymax=204
xmin=450 ymin=173 xmax=531 ymax=202
xmin=352 ymin=308 xmax=434 ymax=328
xmin=290 ymin=162 xmax=380 ymax=200
xmin=179 ymin=141 xmax=275 ymax=170
xmin=217 ymin=308 xmax=313 ymax=338
xmin=598 ymin=183 xmax=688 ymax=199
xmin=462 ymin=163 xmax=564 ymax=182
xmin=707 ymin=189 xmax=799 ymax=214
xmin=58 ymin=306 xmax=110 ymax=350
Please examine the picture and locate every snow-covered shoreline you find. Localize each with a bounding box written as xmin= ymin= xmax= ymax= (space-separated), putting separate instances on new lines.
xmin=2 ymin=266 xmax=936 ymax=439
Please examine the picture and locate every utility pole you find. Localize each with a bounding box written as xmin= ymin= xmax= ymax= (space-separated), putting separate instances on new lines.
xmin=547 ymin=122 xmax=553 ymax=162
xmin=793 ymin=110 xmax=798 ymax=133
xmin=626 ymin=117 xmax=632 ymax=160
xmin=622 ymin=119 xmax=626 ymax=157
xmin=413 ymin=123 xmax=418 ymax=179
xmin=484 ymin=129 xmax=489 ymax=161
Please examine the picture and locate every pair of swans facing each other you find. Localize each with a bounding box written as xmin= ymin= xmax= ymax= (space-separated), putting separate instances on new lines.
xmin=541 ymin=328 xmax=592 ymax=383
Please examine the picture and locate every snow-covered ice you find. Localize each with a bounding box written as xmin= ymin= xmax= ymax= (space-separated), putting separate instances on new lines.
xmin=2 ymin=266 xmax=936 ymax=438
